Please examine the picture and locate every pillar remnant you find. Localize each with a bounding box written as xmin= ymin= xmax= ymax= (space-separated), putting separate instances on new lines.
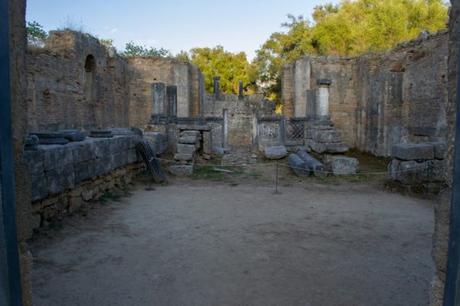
xmin=213 ymin=76 xmax=221 ymax=99
xmin=316 ymin=79 xmax=332 ymax=118
xmin=222 ymin=108 xmax=228 ymax=149
xmin=238 ymin=80 xmax=244 ymax=100
xmin=166 ymin=85 xmax=177 ymax=119
xmin=151 ymin=83 xmax=167 ymax=124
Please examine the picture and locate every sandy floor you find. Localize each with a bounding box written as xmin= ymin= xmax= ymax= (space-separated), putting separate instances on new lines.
xmin=31 ymin=180 xmax=434 ymax=306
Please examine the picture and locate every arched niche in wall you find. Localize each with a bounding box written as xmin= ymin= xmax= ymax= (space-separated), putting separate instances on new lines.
xmin=84 ymin=54 xmax=96 ymax=104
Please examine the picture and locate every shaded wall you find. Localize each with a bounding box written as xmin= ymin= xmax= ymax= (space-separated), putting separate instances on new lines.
xmin=26 ymin=32 xmax=204 ymax=133
xmin=282 ymin=31 xmax=448 ymax=157
xmin=430 ymin=2 xmax=460 ymax=305
xmin=26 ymin=31 xmax=130 ymax=131
xmin=127 ymin=57 xmax=202 ymax=127
xmin=9 ymin=0 xmax=33 ymax=304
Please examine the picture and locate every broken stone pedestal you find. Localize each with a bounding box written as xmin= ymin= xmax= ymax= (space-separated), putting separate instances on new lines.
xmin=263 ymin=145 xmax=288 ymax=160
xmin=305 ymin=118 xmax=348 ymax=154
xmin=324 ymin=155 xmax=359 ymax=175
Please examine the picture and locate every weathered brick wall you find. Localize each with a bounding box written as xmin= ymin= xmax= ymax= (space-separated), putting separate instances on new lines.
xmin=26 ymin=31 xmax=130 ymax=132
xmin=282 ymin=31 xmax=449 ymax=157
xmin=126 ymin=57 xmax=202 ymax=127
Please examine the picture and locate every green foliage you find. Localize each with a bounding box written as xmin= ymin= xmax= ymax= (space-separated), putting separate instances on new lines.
xmin=27 ymin=21 xmax=47 ymax=41
xmin=175 ymin=50 xmax=191 ymax=63
xmin=99 ymin=39 xmax=115 ymax=50
xmin=189 ymin=46 xmax=257 ymax=94
xmin=253 ymin=0 xmax=448 ymax=101
xmin=122 ymin=41 xmax=171 ymax=57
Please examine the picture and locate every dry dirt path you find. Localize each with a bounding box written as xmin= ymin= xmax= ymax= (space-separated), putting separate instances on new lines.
xmin=31 ymin=180 xmax=434 ymax=306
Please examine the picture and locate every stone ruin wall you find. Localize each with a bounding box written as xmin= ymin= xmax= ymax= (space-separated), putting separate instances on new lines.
xmin=202 ymin=93 xmax=276 ymax=150
xmin=126 ymin=57 xmax=202 ymax=127
xmin=26 ymin=31 xmax=130 ymax=132
xmin=430 ymin=2 xmax=460 ymax=305
xmin=282 ymin=31 xmax=449 ymax=157
xmin=26 ymin=31 xmax=203 ymax=133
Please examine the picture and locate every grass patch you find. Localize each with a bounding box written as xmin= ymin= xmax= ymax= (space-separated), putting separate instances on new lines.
xmin=192 ymin=165 xmax=235 ymax=181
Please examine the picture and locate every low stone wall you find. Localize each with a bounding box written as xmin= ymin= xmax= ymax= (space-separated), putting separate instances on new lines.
xmin=23 ymin=135 xmax=144 ymax=229
xmin=30 ymin=164 xmax=143 ymax=229
xmin=388 ymin=142 xmax=446 ymax=190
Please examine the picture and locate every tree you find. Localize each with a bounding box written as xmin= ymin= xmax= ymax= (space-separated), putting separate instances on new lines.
xmin=253 ymin=0 xmax=448 ymax=101
xmin=189 ymin=46 xmax=257 ymax=94
xmin=27 ymin=21 xmax=47 ymax=45
xmin=122 ymin=41 xmax=171 ymax=57
xmin=175 ymin=50 xmax=191 ymax=63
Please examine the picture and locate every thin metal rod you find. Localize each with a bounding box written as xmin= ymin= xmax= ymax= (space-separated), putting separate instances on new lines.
xmin=0 ymin=0 xmax=23 ymax=304
xmin=273 ymin=162 xmax=280 ymax=195
xmin=444 ymin=40 xmax=460 ymax=306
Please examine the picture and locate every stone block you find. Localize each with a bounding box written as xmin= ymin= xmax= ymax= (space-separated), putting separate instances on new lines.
xmin=43 ymin=145 xmax=74 ymax=170
xmin=325 ymin=143 xmax=349 ymax=154
xmin=23 ymin=149 xmax=45 ymax=176
xmin=71 ymin=142 xmax=95 ymax=163
xmin=263 ymin=146 xmax=288 ymax=160
xmin=74 ymin=162 xmax=94 ymax=184
xmin=144 ymin=132 xmax=168 ymax=155
xmin=111 ymin=152 xmax=128 ymax=169
xmin=93 ymin=139 xmax=111 ymax=158
xmin=203 ymin=131 xmax=212 ymax=155
xmin=127 ymin=149 xmax=139 ymax=164
xmin=179 ymin=136 xmax=199 ymax=145
xmin=169 ymin=164 xmax=194 ymax=176
xmin=308 ymin=141 xmax=326 ymax=154
xmin=431 ymin=142 xmax=447 ymax=160
xmin=288 ymin=154 xmax=309 ymax=176
xmin=174 ymin=153 xmax=194 ymax=161
xmin=177 ymin=143 xmax=197 ymax=155
xmin=312 ymin=130 xmax=341 ymax=143
xmin=46 ymin=165 xmax=75 ymax=195
xmin=392 ymin=143 xmax=434 ymax=161
xmin=327 ymin=156 xmax=359 ymax=175
xmin=31 ymin=174 xmax=48 ymax=201
xmin=297 ymin=150 xmax=326 ymax=176
xmin=180 ymin=130 xmax=201 ymax=138
xmin=387 ymin=159 xmax=444 ymax=184
xmin=427 ymin=159 xmax=446 ymax=182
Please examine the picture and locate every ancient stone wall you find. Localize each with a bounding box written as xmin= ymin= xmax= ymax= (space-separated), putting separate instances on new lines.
xmin=203 ymin=93 xmax=275 ymax=150
xmin=23 ymin=135 xmax=143 ymax=231
xmin=26 ymin=31 xmax=130 ymax=131
xmin=126 ymin=57 xmax=202 ymax=127
xmin=282 ymin=31 xmax=448 ymax=157
xmin=430 ymin=2 xmax=459 ymax=305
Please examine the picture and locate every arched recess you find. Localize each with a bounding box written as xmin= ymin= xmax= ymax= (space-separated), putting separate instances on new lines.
xmin=84 ymin=54 xmax=96 ymax=103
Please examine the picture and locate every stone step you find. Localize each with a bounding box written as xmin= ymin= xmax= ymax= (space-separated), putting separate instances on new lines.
xmin=179 ymin=136 xmax=199 ymax=145
xmin=177 ymin=143 xmax=197 ymax=155
xmin=174 ymin=153 xmax=194 ymax=162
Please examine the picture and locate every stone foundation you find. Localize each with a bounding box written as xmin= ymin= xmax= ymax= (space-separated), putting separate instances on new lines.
xmin=30 ymin=163 xmax=143 ymax=230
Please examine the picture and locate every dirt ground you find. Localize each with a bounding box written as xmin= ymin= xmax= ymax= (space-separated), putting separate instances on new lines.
xmin=30 ymin=171 xmax=435 ymax=306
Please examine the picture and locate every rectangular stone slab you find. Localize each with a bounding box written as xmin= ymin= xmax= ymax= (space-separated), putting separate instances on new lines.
xmin=392 ymin=143 xmax=434 ymax=161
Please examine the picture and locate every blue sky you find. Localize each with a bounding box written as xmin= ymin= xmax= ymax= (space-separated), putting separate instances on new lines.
xmin=26 ymin=0 xmax=340 ymax=59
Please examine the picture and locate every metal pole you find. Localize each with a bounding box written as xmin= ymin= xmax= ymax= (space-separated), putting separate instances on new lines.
xmin=0 ymin=0 xmax=23 ymax=304
xmin=444 ymin=40 xmax=460 ymax=306
xmin=273 ymin=161 xmax=280 ymax=195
